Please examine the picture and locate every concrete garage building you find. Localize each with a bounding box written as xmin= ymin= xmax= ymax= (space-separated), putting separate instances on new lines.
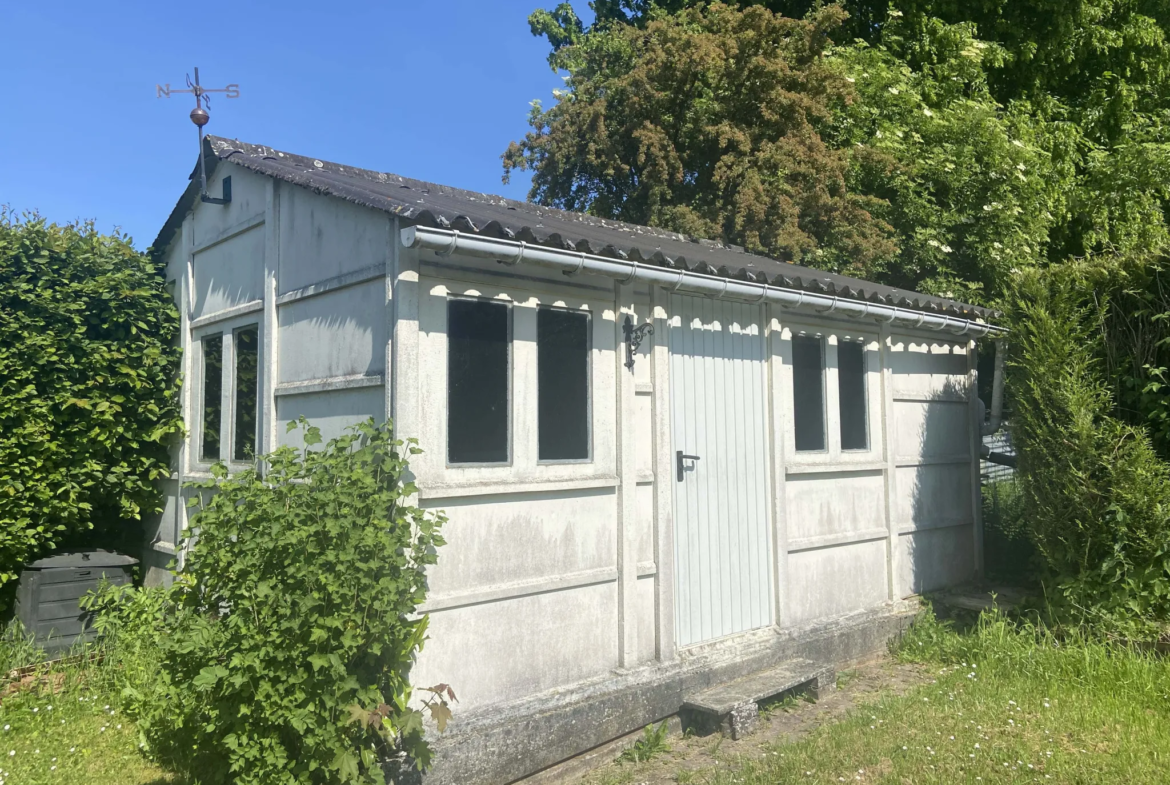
xmin=150 ymin=137 xmax=1005 ymax=784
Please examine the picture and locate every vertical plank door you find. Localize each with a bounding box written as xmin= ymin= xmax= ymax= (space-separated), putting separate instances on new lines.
xmin=670 ymin=294 xmax=773 ymax=646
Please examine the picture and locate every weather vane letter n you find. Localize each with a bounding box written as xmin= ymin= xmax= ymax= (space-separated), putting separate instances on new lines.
xmin=157 ymin=67 xmax=241 ymax=205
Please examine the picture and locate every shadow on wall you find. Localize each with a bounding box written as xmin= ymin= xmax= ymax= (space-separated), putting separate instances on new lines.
xmin=899 ymin=366 xmax=980 ymax=596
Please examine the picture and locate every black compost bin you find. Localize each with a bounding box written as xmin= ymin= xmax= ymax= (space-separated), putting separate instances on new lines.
xmin=15 ymin=551 xmax=138 ymax=655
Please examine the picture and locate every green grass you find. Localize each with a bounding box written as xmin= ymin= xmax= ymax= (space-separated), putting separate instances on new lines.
xmin=0 ymin=625 xmax=176 ymax=785
xmin=692 ymin=609 xmax=1170 ymax=784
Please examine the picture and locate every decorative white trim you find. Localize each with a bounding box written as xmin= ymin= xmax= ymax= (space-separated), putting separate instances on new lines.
xmin=274 ymin=263 xmax=386 ymax=306
xmin=788 ymin=527 xmax=890 ymax=554
xmin=785 ymin=461 xmax=887 ymax=475
xmin=418 ymin=474 xmax=620 ymax=501
xmin=636 ymin=561 xmax=658 ymax=578
xmin=274 ymin=373 xmax=385 ymax=398
xmin=894 ymin=454 xmax=972 ymax=468
xmin=419 ymin=567 xmax=618 ymax=613
xmin=892 ymin=392 xmax=969 ymax=404
xmin=897 ymin=519 xmax=973 ymax=535
xmin=191 ymin=213 xmax=265 ymax=255
xmin=190 ymin=299 xmax=264 ymax=329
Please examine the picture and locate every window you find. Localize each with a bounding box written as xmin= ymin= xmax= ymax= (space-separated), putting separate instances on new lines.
xmin=792 ymin=335 xmax=825 ymax=452
xmin=233 ymin=326 xmax=259 ymax=461
xmin=837 ymin=340 xmax=869 ymax=450
xmin=538 ymin=307 xmax=590 ymax=461
xmin=201 ymin=336 xmax=223 ymax=461
xmin=447 ymin=298 xmax=510 ymax=464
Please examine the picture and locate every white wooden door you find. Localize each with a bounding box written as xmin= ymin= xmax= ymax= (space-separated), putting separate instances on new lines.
xmin=670 ymin=294 xmax=773 ymax=646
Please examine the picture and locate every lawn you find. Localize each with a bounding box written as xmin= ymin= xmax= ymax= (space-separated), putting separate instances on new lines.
xmin=0 ymin=629 xmax=177 ymax=785
xmin=4 ymin=608 xmax=1170 ymax=784
xmin=592 ymin=609 xmax=1170 ymax=785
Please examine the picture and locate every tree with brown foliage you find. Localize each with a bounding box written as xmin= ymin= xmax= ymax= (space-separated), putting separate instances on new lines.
xmin=504 ymin=4 xmax=899 ymax=277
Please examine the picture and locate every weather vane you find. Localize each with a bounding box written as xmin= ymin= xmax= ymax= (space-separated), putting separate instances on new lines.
xmin=157 ymin=68 xmax=240 ymax=205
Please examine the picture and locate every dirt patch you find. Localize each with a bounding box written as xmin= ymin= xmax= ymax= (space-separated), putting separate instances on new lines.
xmin=572 ymin=657 xmax=930 ymax=785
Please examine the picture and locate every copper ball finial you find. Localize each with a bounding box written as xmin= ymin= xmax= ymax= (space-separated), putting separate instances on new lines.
xmin=190 ymin=106 xmax=210 ymax=127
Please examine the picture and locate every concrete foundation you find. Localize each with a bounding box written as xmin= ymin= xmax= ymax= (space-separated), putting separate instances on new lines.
xmin=423 ymin=601 xmax=916 ymax=785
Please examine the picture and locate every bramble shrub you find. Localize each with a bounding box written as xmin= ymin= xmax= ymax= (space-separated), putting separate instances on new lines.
xmin=99 ymin=418 xmax=448 ymax=785
xmin=0 ymin=212 xmax=182 ymax=591
xmin=1009 ymin=264 xmax=1170 ymax=632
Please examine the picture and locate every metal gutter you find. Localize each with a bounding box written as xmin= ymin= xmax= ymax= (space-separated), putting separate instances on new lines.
xmin=401 ymin=226 xmax=1007 ymax=337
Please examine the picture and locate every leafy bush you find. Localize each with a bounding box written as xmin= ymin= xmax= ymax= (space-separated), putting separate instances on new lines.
xmin=618 ymin=721 xmax=671 ymax=764
xmin=981 ymin=479 xmax=1034 ymax=580
xmin=99 ymin=418 xmax=448 ymax=785
xmin=0 ymin=212 xmax=182 ymax=590
xmin=1009 ymin=264 xmax=1170 ymax=631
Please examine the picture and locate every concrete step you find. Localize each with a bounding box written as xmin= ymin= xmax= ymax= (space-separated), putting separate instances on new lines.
xmin=681 ymin=658 xmax=835 ymax=740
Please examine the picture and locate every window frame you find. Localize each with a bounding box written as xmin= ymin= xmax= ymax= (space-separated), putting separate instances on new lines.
xmin=230 ymin=324 xmax=261 ymax=465
xmin=198 ymin=332 xmax=225 ymax=465
xmin=836 ymin=336 xmax=870 ymax=453
xmin=781 ymin=319 xmax=881 ymax=468
xmin=536 ymin=304 xmax=594 ymax=465
xmin=414 ymin=270 xmax=616 ymax=493
xmin=791 ymin=332 xmax=829 ymax=455
xmin=189 ymin=316 xmax=264 ymax=475
xmin=444 ymin=294 xmax=514 ymax=469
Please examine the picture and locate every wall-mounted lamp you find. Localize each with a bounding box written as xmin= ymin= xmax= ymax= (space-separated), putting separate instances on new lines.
xmin=623 ymin=315 xmax=654 ymax=371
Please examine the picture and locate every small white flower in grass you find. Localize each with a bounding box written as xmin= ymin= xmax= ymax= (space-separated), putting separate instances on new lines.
xmin=34 ymin=749 xmax=38 ymax=754
xmin=100 ymin=726 xmax=106 ymax=733
xmin=50 ymin=766 xmax=56 ymax=772
xmin=69 ymin=748 xmax=75 ymax=753
xmin=30 ymin=708 xmax=36 ymax=714
xmin=117 ymin=724 xmax=122 ymax=729
xmin=1044 ymin=702 xmax=1050 ymax=708
xmin=924 ymin=108 xmax=933 ymax=117
xmin=902 ymin=746 xmax=907 ymax=750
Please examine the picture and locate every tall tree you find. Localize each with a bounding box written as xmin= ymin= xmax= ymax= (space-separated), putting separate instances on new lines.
xmin=506 ymin=4 xmax=900 ymax=276
xmin=507 ymin=3 xmax=1065 ymax=301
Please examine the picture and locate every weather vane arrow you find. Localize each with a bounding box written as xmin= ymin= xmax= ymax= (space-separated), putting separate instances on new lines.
xmin=157 ymin=67 xmax=241 ymax=205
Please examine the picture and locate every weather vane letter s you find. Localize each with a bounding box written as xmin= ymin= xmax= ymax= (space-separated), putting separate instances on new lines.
xmin=157 ymin=67 xmax=241 ymax=205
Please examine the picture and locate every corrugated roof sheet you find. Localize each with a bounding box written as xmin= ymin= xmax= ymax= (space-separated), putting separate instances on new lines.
xmin=154 ymin=136 xmax=995 ymax=321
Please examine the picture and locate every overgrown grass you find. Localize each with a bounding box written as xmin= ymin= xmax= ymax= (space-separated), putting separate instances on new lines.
xmin=0 ymin=623 xmax=176 ymax=785
xmin=692 ymin=609 xmax=1170 ymax=784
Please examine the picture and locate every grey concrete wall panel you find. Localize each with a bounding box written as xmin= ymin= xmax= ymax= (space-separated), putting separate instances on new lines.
xmin=191 ymin=225 xmax=264 ymax=319
xmin=277 ymin=281 xmax=386 ymax=384
xmin=276 ymin=387 xmax=385 ymax=448
xmin=278 ymin=188 xmax=388 ymax=294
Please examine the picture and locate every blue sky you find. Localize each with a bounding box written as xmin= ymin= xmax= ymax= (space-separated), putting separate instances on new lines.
xmin=0 ymin=0 xmax=589 ymax=249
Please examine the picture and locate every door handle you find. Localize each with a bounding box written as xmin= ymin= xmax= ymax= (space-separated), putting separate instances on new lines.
xmin=676 ymin=450 xmax=701 ymax=482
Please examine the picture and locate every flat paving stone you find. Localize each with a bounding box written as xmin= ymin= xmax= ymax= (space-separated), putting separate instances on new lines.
xmin=682 ymin=658 xmax=836 ymax=740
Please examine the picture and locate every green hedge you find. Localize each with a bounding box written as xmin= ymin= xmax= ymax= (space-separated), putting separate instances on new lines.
xmin=0 ymin=212 xmax=182 ymax=588
xmin=1010 ymin=262 xmax=1170 ymax=630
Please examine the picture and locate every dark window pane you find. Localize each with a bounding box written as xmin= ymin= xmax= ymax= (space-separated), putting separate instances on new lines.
xmin=448 ymin=299 xmax=510 ymax=463
xmin=201 ymin=337 xmax=222 ymax=461
xmin=233 ymin=326 xmax=259 ymax=461
xmin=838 ymin=341 xmax=869 ymax=450
xmin=538 ymin=308 xmax=590 ymax=461
xmin=792 ymin=335 xmax=825 ymax=452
